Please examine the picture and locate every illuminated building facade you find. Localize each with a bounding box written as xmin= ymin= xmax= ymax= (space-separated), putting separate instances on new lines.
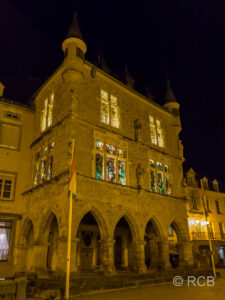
xmin=0 ymin=15 xmax=194 ymax=278
xmin=184 ymin=168 xmax=225 ymax=267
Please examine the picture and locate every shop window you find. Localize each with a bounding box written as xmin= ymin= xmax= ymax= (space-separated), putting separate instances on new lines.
xmin=0 ymin=221 xmax=12 ymax=261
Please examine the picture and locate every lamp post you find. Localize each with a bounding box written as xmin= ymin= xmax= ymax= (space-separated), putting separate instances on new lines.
xmin=200 ymin=179 xmax=216 ymax=278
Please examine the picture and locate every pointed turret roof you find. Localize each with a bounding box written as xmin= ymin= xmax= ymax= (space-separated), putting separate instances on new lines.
xmin=145 ymin=84 xmax=154 ymax=101
xmin=165 ymin=80 xmax=177 ymax=103
xmin=123 ymin=65 xmax=135 ymax=89
xmin=66 ymin=13 xmax=83 ymax=40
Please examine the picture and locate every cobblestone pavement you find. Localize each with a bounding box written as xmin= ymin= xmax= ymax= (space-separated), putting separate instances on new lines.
xmin=71 ymin=270 xmax=225 ymax=300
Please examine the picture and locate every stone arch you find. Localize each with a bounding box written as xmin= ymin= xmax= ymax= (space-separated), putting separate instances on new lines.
xmin=74 ymin=207 xmax=109 ymax=241
xmin=38 ymin=210 xmax=59 ymax=243
xmin=75 ymin=208 xmax=108 ymax=271
xmin=143 ymin=215 xmax=166 ymax=241
xmin=17 ymin=218 xmax=34 ymax=272
xmin=18 ymin=218 xmax=34 ymax=246
xmin=169 ymin=219 xmax=188 ymax=242
xmin=113 ymin=213 xmax=140 ymax=241
xmin=38 ymin=210 xmax=59 ymax=272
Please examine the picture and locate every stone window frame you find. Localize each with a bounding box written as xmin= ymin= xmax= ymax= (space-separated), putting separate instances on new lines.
xmin=33 ymin=141 xmax=54 ymax=187
xmin=40 ymin=92 xmax=54 ymax=132
xmin=0 ymin=121 xmax=22 ymax=151
xmin=148 ymin=114 xmax=165 ymax=148
xmin=93 ymin=132 xmax=128 ymax=186
xmin=215 ymin=199 xmax=222 ymax=214
xmin=148 ymin=155 xmax=171 ymax=196
xmin=99 ymin=88 xmax=120 ymax=129
xmin=0 ymin=171 xmax=17 ymax=202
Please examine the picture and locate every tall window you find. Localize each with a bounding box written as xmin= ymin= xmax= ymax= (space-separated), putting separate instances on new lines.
xmin=215 ymin=200 xmax=222 ymax=214
xmin=149 ymin=116 xmax=164 ymax=147
xmin=95 ymin=141 xmax=126 ymax=185
xmin=219 ymin=222 xmax=225 ymax=239
xmin=34 ymin=142 xmax=54 ymax=186
xmin=0 ymin=221 xmax=12 ymax=261
xmin=41 ymin=93 xmax=54 ymax=132
xmin=0 ymin=123 xmax=21 ymax=150
xmin=0 ymin=173 xmax=15 ymax=201
xmin=100 ymin=90 xmax=119 ymax=128
xmin=149 ymin=159 xmax=170 ymax=195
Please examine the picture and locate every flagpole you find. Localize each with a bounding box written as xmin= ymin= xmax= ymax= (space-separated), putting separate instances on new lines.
xmin=65 ymin=139 xmax=74 ymax=299
xmin=200 ymin=179 xmax=216 ymax=279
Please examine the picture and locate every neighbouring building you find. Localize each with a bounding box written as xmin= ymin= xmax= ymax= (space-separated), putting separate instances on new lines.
xmin=0 ymin=82 xmax=34 ymax=277
xmin=0 ymin=15 xmax=198 ymax=278
xmin=184 ymin=168 xmax=225 ymax=267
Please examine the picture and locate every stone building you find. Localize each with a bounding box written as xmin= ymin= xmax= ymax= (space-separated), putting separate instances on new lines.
xmin=0 ymin=83 xmax=34 ymax=277
xmin=0 ymin=15 xmax=194 ymax=278
xmin=184 ymin=168 xmax=225 ymax=267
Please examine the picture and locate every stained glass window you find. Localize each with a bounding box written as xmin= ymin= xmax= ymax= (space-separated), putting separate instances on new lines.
xmin=96 ymin=154 xmax=103 ymax=180
xmin=165 ymin=176 xmax=170 ymax=196
xmin=157 ymin=162 xmax=162 ymax=170
xmin=158 ymin=172 xmax=163 ymax=194
xmin=164 ymin=165 xmax=168 ymax=172
xmin=150 ymin=159 xmax=155 ymax=168
xmin=150 ymin=170 xmax=156 ymax=192
xmin=106 ymin=156 xmax=116 ymax=182
xmin=34 ymin=143 xmax=54 ymax=186
xmin=96 ymin=141 xmax=104 ymax=151
xmin=41 ymin=94 xmax=54 ymax=132
xmin=118 ymin=160 xmax=126 ymax=185
xmin=118 ymin=148 xmax=125 ymax=158
xmin=106 ymin=144 xmax=116 ymax=155
xmin=149 ymin=116 xmax=164 ymax=147
xmin=110 ymin=95 xmax=117 ymax=105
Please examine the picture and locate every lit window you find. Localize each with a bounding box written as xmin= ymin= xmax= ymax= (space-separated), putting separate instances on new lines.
xmin=41 ymin=93 xmax=54 ymax=132
xmin=0 ymin=174 xmax=15 ymax=201
xmin=95 ymin=141 xmax=126 ymax=185
xmin=149 ymin=116 xmax=164 ymax=147
xmin=219 ymin=222 xmax=225 ymax=239
xmin=149 ymin=160 xmax=170 ymax=195
xmin=100 ymin=90 xmax=119 ymax=128
xmin=34 ymin=142 xmax=54 ymax=186
xmin=0 ymin=222 xmax=12 ymax=261
xmin=0 ymin=123 xmax=21 ymax=150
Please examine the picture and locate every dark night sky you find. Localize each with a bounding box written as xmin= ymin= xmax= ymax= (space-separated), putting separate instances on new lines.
xmin=0 ymin=0 xmax=225 ymax=189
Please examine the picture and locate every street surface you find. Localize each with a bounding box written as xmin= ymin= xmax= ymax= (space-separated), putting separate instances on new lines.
xmin=71 ymin=270 xmax=225 ymax=300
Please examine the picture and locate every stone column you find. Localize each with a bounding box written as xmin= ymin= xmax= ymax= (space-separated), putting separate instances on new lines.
xmin=71 ymin=238 xmax=79 ymax=272
xmin=158 ymin=241 xmax=171 ymax=269
xmin=101 ymin=239 xmax=115 ymax=274
xmin=56 ymin=237 xmax=67 ymax=273
xmin=133 ymin=241 xmax=147 ymax=273
xmin=32 ymin=243 xmax=48 ymax=273
xmin=178 ymin=241 xmax=193 ymax=268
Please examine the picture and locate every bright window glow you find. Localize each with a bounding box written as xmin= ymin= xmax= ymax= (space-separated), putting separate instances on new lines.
xmin=0 ymin=222 xmax=11 ymax=261
xmin=100 ymin=90 xmax=119 ymax=128
xmin=41 ymin=93 xmax=54 ymax=132
xmin=34 ymin=143 xmax=54 ymax=186
xmin=149 ymin=116 xmax=164 ymax=147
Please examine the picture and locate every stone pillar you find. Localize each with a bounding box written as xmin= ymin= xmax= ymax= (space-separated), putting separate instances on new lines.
xmin=56 ymin=237 xmax=67 ymax=273
xmin=71 ymin=239 xmax=79 ymax=272
xmin=178 ymin=241 xmax=193 ymax=268
xmin=133 ymin=241 xmax=147 ymax=273
xmin=101 ymin=239 xmax=115 ymax=274
xmin=158 ymin=241 xmax=171 ymax=269
xmin=32 ymin=243 xmax=48 ymax=273
xmin=149 ymin=240 xmax=158 ymax=267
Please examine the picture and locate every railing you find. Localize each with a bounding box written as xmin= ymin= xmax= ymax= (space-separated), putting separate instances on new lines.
xmin=191 ymin=232 xmax=225 ymax=241
xmin=0 ymin=277 xmax=26 ymax=300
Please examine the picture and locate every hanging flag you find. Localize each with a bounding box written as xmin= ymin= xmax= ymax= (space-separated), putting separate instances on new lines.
xmin=69 ymin=141 xmax=76 ymax=196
